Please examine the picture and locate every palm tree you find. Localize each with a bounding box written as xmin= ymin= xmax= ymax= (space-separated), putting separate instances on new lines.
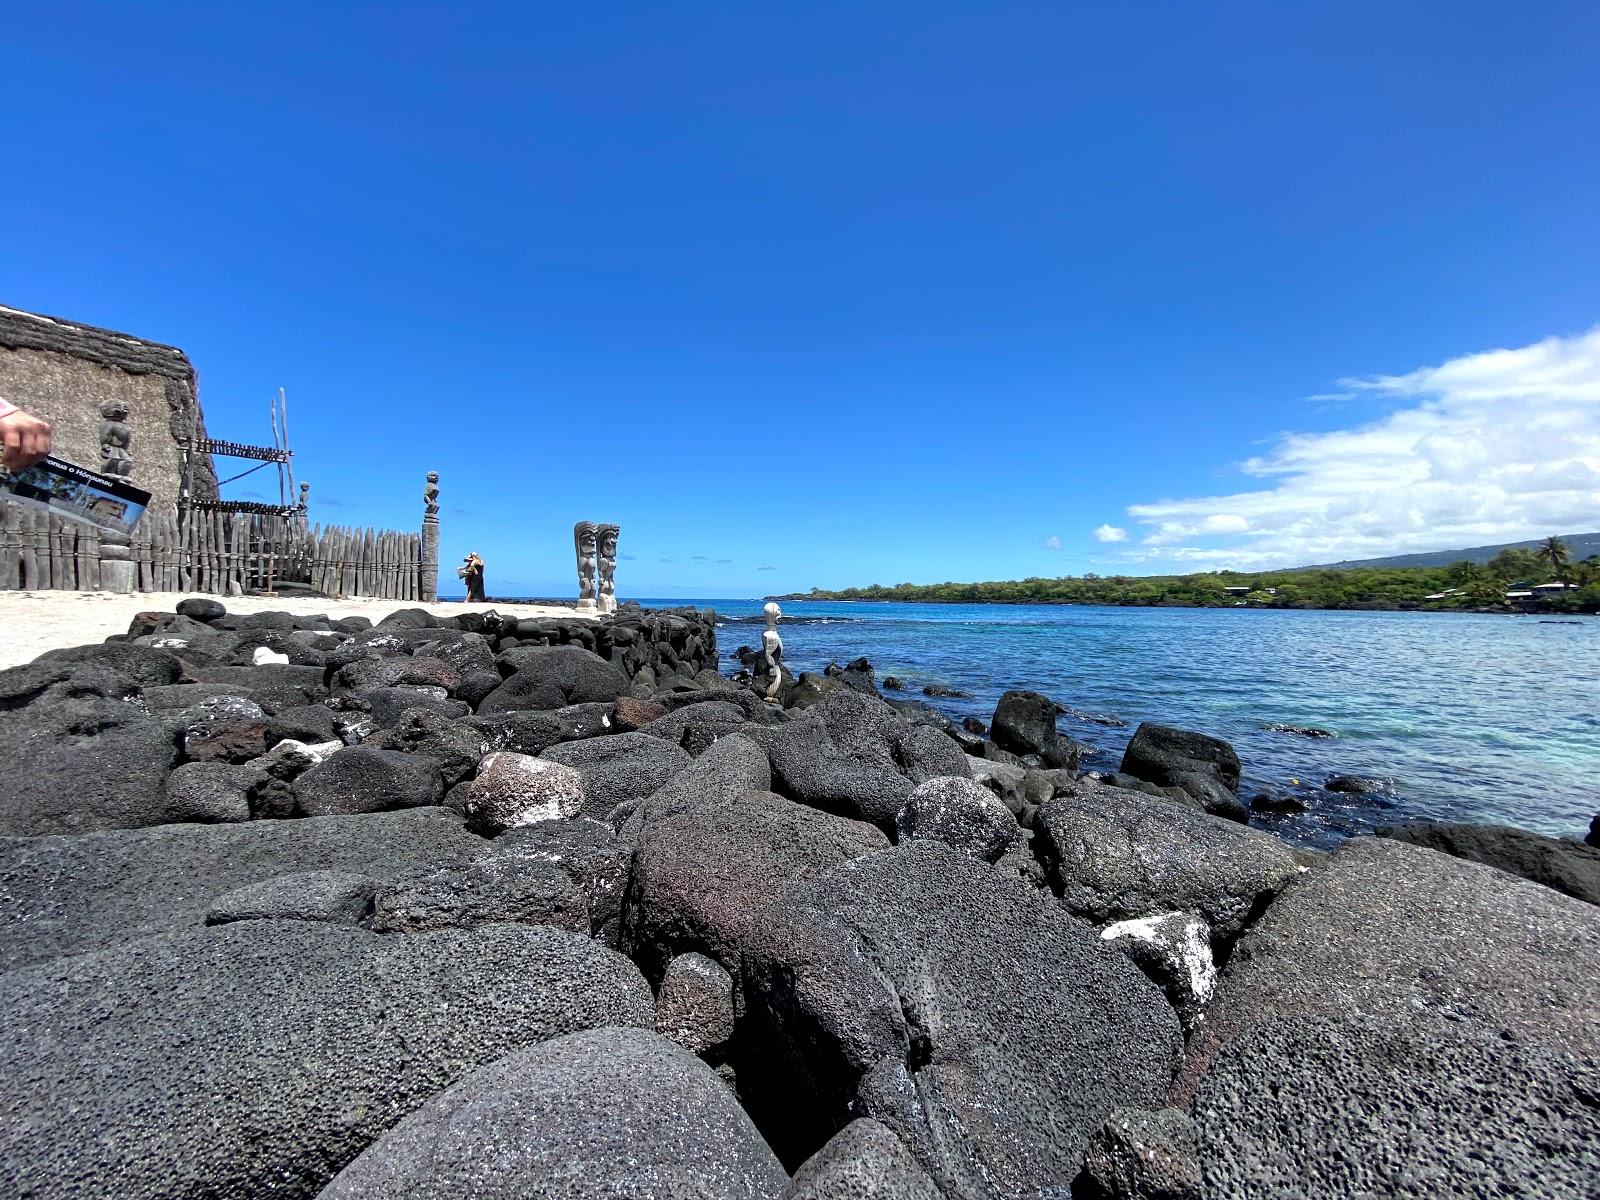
xmin=1539 ymin=536 xmax=1570 ymax=582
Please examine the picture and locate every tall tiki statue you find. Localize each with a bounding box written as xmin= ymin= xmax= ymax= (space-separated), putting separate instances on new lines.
xmin=574 ymin=521 xmax=599 ymax=613
xmin=596 ymin=524 xmax=620 ymax=613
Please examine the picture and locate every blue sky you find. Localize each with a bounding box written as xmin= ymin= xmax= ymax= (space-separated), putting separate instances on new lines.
xmin=4 ymin=2 xmax=1597 ymax=597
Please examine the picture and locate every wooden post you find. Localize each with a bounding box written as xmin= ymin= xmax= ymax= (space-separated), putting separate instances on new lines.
xmin=1 ymin=501 xmax=19 ymax=589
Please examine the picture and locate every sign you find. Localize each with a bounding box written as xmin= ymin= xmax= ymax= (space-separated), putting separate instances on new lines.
xmin=0 ymin=455 xmax=152 ymax=537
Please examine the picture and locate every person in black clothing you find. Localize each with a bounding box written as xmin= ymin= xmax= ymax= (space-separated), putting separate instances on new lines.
xmin=459 ymin=552 xmax=486 ymax=602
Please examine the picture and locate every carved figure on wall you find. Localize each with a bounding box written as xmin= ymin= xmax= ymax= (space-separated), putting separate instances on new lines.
xmin=574 ymin=521 xmax=598 ymax=613
xmin=761 ymin=601 xmax=784 ymax=702
xmin=596 ymin=523 xmax=620 ymax=614
xmin=424 ymin=471 xmax=440 ymax=518
xmin=99 ymin=400 xmax=133 ymax=478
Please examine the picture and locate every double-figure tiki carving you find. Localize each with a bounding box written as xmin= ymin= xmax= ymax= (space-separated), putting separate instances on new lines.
xmin=573 ymin=521 xmax=620 ymax=614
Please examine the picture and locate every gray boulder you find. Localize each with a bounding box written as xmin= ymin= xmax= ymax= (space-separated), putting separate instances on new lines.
xmin=164 ymin=760 xmax=256 ymax=823
xmin=193 ymin=663 xmax=327 ymax=711
xmin=641 ymin=699 xmax=751 ymax=753
xmin=783 ymin=1119 xmax=942 ymax=1200
xmin=1081 ymin=1108 xmax=1200 ymax=1200
xmin=541 ymin=731 xmax=691 ymax=818
xmin=206 ymin=869 xmax=379 ymax=926
xmin=177 ymin=694 xmax=272 ymax=763
xmin=494 ymin=817 xmax=633 ymax=945
xmin=292 ymin=746 xmax=445 ymax=817
xmin=464 ymin=751 xmax=586 ymax=834
xmin=1377 ymin=819 xmax=1600 ymax=906
xmin=1174 ymin=836 xmax=1600 ymax=1104
xmin=628 ymin=732 xmax=772 ymax=824
xmin=990 ymin=689 xmax=1075 ymax=767
xmin=0 ymin=922 xmax=654 ymax=1199
xmin=894 ymin=775 xmax=1018 ymax=862
xmin=366 ymin=707 xmax=489 ymax=787
xmin=1032 ymin=777 xmax=1299 ymax=940
xmin=267 ymin=702 xmax=340 ymax=745
xmin=31 ymin=640 xmax=185 ymax=685
xmin=1121 ymin=722 xmax=1241 ymax=790
xmin=372 ymin=845 xmax=589 ymax=935
xmin=360 ymin=685 xmax=470 ymax=728
xmin=317 ymin=1027 xmax=785 ymax=1200
xmin=0 ymin=690 xmax=177 ymax=836
xmin=655 ymin=950 xmax=736 ymax=1058
xmin=480 ymin=645 xmax=629 ymax=713
xmin=624 ymin=788 xmax=887 ymax=982
xmin=1193 ymin=1014 xmax=1600 ymax=1198
xmin=0 ymin=806 xmax=489 ymax=969
xmin=739 ymin=842 xmax=1183 ymax=1192
xmin=766 ymin=714 xmax=912 ymax=828
xmin=465 ymin=703 xmax=617 ymax=756
xmin=1099 ymin=912 xmax=1216 ymax=1034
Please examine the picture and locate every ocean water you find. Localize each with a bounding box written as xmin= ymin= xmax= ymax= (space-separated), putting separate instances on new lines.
xmin=641 ymin=598 xmax=1598 ymax=849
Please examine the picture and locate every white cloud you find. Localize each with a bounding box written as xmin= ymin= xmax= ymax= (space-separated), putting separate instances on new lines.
xmin=1043 ymin=535 xmax=1063 ymax=550
xmin=1093 ymin=524 xmax=1128 ymax=543
xmin=1119 ymin=327 xmax=1600 ymax=569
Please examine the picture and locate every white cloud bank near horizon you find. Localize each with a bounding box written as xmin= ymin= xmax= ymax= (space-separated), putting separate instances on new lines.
xmin=1108 ymin=326 xmax=1600 ymax=569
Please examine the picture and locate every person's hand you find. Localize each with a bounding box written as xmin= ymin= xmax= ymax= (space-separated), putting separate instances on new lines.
xmin=1 ymin=409 xmax=53 ymax=471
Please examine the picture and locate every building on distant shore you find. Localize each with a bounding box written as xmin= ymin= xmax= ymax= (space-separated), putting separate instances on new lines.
xmin=0 ymin=304 xmax=218 ymax=511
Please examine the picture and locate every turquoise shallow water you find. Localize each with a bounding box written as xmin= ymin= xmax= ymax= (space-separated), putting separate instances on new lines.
xmin=652 ymin=598 xmax=1599 ymax=848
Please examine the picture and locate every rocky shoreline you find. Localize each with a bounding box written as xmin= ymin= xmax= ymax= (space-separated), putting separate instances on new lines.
xmin=2 ymin=601 xmax=1597 ymax=1197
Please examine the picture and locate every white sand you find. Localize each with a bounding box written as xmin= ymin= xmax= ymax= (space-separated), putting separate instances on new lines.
xmin=0 ymin=590 xmax=589 ymax=671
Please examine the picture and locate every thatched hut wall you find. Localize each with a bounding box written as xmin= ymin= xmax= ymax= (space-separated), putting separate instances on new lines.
xmin=0 ymin=304 xmax=218 ymax=511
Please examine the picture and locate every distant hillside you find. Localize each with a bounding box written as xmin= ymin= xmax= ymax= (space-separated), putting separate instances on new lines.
xmin=1303 ymin=532 xmax=1600 ymax=572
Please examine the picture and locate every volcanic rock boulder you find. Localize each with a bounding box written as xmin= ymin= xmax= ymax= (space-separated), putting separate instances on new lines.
xmin=492 ymin=817 xmax=635 ymax=946
xmin=464 ymin=752 xmax=586 ymax=834
xmin=1175 ymin=837 xmax=1600 ymax=1111
xmin=164 ymin=760 xmax=256 ymax=823
xmin=1377 ymin=819 xmax=1600 ymax=906
xmin=641 ymin=699 xmax=752 ymax=754
xmin=624 ymin=788 xmax=888 ymax=983
xmin=1099 ymin=912 xmax=1216 ymax=1034
xmin=990 ymin=689 xmax=1075 ymax=767
xmin=0 ymin=806 xmax=489 ymax=970
xmin=783 ymin=1119 xmax=942 ymax=1200
xmin=1080 ymin=1107 xmax=1201 ymax=1200
xmin=739 ymin=842 xmax=1183 ymax=1192
xmin=292 ymin=746 xmax=445 ymax=817
xmin=479 ymin=645 xmax=629 ymax=713
xmin=655 ymin=951 xmax=736 ymax=1058
xmin=1193 ymin=1014 xmax=1600 ymax=1198
xmin=1031 ymin=777 xmax=1300 ymax=940
xmin=541 ymin=732 xmax=691 ymax=818
xmin=317 ymin=1028 xmax=785 ymax=1200
xmin=0 ymin=922 xmax=655 ymax=1199
xmin=366 ymin=708 xmax=489 ymax=787
xmin=764 ymin=689 xmax=949 ymax=827
xmin=1119 ymin=723 xmax=1244 ymax=819
xmin=611 ymin=732 xmax=774 ymax=838
xmin=205 ymin=869 xmax=379 ymax=927
xmin=0 ymin=684 xmax=177 ymax=837
xmin=894 ymin=775 xmax=1018 ymax=862
xmin=371 ymin=842 xmax=590 ymax=935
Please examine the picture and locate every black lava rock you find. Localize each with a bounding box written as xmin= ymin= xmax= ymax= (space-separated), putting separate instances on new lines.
xmin=740 ymin=842 xmax=1182 ymax=1189
xmin=318 ymin=1028 xmax=786 ymax=1200
xmin=1376 ymin=819 xmax=1600 ymax=907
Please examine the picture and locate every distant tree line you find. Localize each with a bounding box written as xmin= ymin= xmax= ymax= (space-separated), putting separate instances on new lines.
xmin=777 ymin=537 xmax=1600 ymax=613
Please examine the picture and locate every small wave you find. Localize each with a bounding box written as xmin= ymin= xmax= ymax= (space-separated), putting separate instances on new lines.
xmin=717 ymin=614 xmax=862 ymax=626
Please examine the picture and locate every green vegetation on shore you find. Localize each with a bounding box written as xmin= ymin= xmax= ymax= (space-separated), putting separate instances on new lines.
xmin=777 ymin=543 xmax=1600 ymax=612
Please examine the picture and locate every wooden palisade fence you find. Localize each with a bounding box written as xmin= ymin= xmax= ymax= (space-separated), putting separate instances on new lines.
xmin=0 ymin=498 xmax=428 ymax=600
